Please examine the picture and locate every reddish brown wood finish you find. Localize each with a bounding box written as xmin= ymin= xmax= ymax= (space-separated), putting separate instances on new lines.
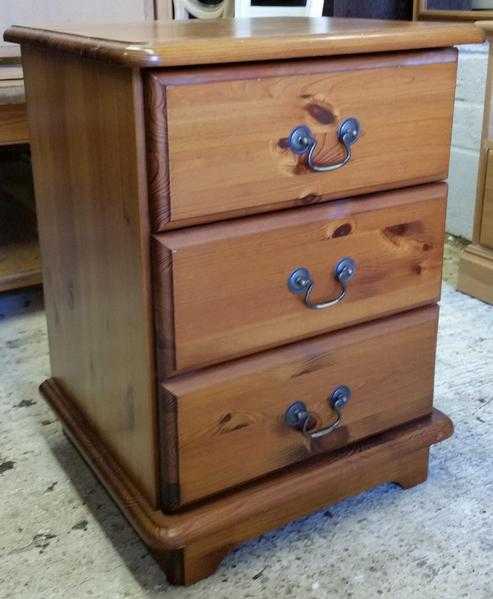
xmin=40 ymin=377 xmax=453 ymax=585
xmin=14 ymin=17 xmax=469 ymax=587
xmin=159 ymin=307 xmax=439 ymax=508
xmin=146 ymin=49 xmax=456 ymax=229
xmin=0 ymin=102 xmax=29 ymax=145
xmin=153 ymin=184 xmax=446 ymax=375
xmin=4 ymin=18 xmax=483 ymax=68
xmin=22 ymin=47 xmax=159 ymax=506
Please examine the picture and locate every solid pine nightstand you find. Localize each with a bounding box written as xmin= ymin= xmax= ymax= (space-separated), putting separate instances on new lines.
xmin=5 ymin=18 xmax=483 ymax=585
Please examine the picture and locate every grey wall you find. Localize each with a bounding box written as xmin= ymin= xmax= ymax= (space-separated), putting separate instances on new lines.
xmin=447 ymin=43 xmax=488 ymax=239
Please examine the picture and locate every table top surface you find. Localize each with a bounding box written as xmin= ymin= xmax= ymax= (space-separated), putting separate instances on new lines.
xmin=5 ymin=17 xmax=485 ymax=68
xmin=476 ymin=20 xmax=493 ymax=32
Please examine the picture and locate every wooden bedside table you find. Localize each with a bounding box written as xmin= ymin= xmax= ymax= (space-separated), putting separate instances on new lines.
xmin=5 ymin=18 xmax=483 ymax=585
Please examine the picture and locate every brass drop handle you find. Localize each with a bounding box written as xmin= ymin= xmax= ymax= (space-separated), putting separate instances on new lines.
xmin=285 ymin=385 xmax=351 ymax=440
xmin=287 ymin=117 xmax=360 ymax=172
xmin=288 ymin=257 xmax=356 ymax=310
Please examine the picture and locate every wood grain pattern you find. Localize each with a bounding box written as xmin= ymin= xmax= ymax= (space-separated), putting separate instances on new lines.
xmin=0 ymin=239 xmax=41 ymax=292
xmin=22 ymin=47 xmax=159 ymax=506
xmin=147 ymin=49 xmax=457 ymax=228
xmin=158 ymin=388 xmax=180 ymax=510
xmin=16 ymin=17 xmax=462 ymax=586
xmin=457 ymin=28 xmax=493 ymax=304
xmin=174 ymin=445 xmax=434 ymax=584
xmin=153 ymin=184 xmax=446 ymax=375
xmin=160 ymin=307 xmax=439 ymax=507
xmin=480 ymin=149 xmax=493 ymax=249
xmin=420 ymin=9 xmax=493 ymax=21
xmin=40 ymin=376 xmax=454 ymax=585
xmin=0 ymin=103 xmax=29 ymax=145
xmin=468 ymin=34 xmax=493 ymax=251
xmin=4 ymin=18 xmax=484 ymax=68
xmin=477 ymin=21 xmax=493 ymax=32
xmin=457 ymin=243 xmax=493 ymax=304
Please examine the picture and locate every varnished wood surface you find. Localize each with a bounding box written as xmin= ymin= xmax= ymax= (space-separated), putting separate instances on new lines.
xmin=0 ymin=238 xmax=41 ymax=292
xmin=480 ymin=149 xmax=493 ymax=249
xmin=0 ymin=103 xmax=29 ymax=145
xmin=457 ymin=26 xmax=493 ymax=304
xmin=147 ymin=49 xmax=457 ymax=229
xmin=15 ymin=12 xmax=462 ymax=586
xmin=23 ymin=47 xmax=159 ymax=506
xmin=160 ymin=307 xmax=439 ymax=507
xmin=471 ymin=20 xmax=493 ymax=31
xmin=457 ymin=243 xmax=493 ymax=304
xmin=469 ymin=33 xmax=493 ymax=251
xmin=4 ymin=18 xmax=484 ymax=68
xmin=420 ymin=10 xmax=493 ymax=22
xmin=40 ymin=376 xmax=453 ymax=585
xmin=153 ymin=184 xmax=446 ymax=375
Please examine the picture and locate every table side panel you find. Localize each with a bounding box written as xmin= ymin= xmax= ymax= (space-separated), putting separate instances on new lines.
xmin=22 ymin=47 xmax=159 ymax=506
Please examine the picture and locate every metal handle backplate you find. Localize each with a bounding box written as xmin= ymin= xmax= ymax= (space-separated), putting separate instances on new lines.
xmin=288 ymin=117 xmax=360 ymax=173
xmin=288 ymin=257 xmax=356 ymax=310
xmin=285 ymin=385 xmax=351 ymax=441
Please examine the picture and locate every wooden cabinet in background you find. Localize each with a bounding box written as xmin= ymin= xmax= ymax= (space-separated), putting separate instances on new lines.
xmin=0 ymin=50 xmax=37 ymax=293
xmin=458 ymin=22 xmax=493 ymax=304
xmin=478 ymin=149 xmax=493 ymax=247
xmin=0 ymin=0 xmax=172 ymax=293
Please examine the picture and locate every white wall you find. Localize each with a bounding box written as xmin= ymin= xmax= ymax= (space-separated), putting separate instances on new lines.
xmin=447 ymin=42 xmax=488 ymax=239
xmin=0 ymin=0 xmax=155 ymax=55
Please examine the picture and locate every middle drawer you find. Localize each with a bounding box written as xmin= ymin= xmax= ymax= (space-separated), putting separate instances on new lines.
xmin=153 ymin=183 xmax=446 ymax=376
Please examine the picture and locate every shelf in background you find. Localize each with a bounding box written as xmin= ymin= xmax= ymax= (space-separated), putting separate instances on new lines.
xmin=418 ymin=8 xmax=493 ymax=20
xmin=0 ymin=103 xmax=29 ymax=146
xmin=0 ymin=145 xmax=41 ymax=293
xmin=0 ymin=237 xmax=42 ymax=293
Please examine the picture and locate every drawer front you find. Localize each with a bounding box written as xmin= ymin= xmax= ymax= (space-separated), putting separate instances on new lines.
xmin=153 ymin=184 xmax=446 ymax=376
xmin=159 ymin=307 xmax=438 ymax=508
xmin=146 ymin=48 xmax=457 ymax=230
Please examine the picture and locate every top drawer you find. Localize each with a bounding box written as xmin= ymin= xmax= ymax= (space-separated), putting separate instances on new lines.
xmin=146 ymin=48 xmax=457 ymax=230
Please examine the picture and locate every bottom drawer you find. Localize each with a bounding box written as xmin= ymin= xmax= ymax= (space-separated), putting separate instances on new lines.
xmin=159 ymin=306 xmax=438 ymax=510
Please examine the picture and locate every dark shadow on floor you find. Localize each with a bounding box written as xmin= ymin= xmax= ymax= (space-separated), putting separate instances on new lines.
xmin=0 ymin=286 xmax=44 ymax=320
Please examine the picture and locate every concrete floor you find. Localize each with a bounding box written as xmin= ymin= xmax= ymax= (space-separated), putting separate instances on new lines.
xmin=0 ymin=239 xmax=492 ymax=598
xmin=442 ymin=235 xmax=468 ymax=286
